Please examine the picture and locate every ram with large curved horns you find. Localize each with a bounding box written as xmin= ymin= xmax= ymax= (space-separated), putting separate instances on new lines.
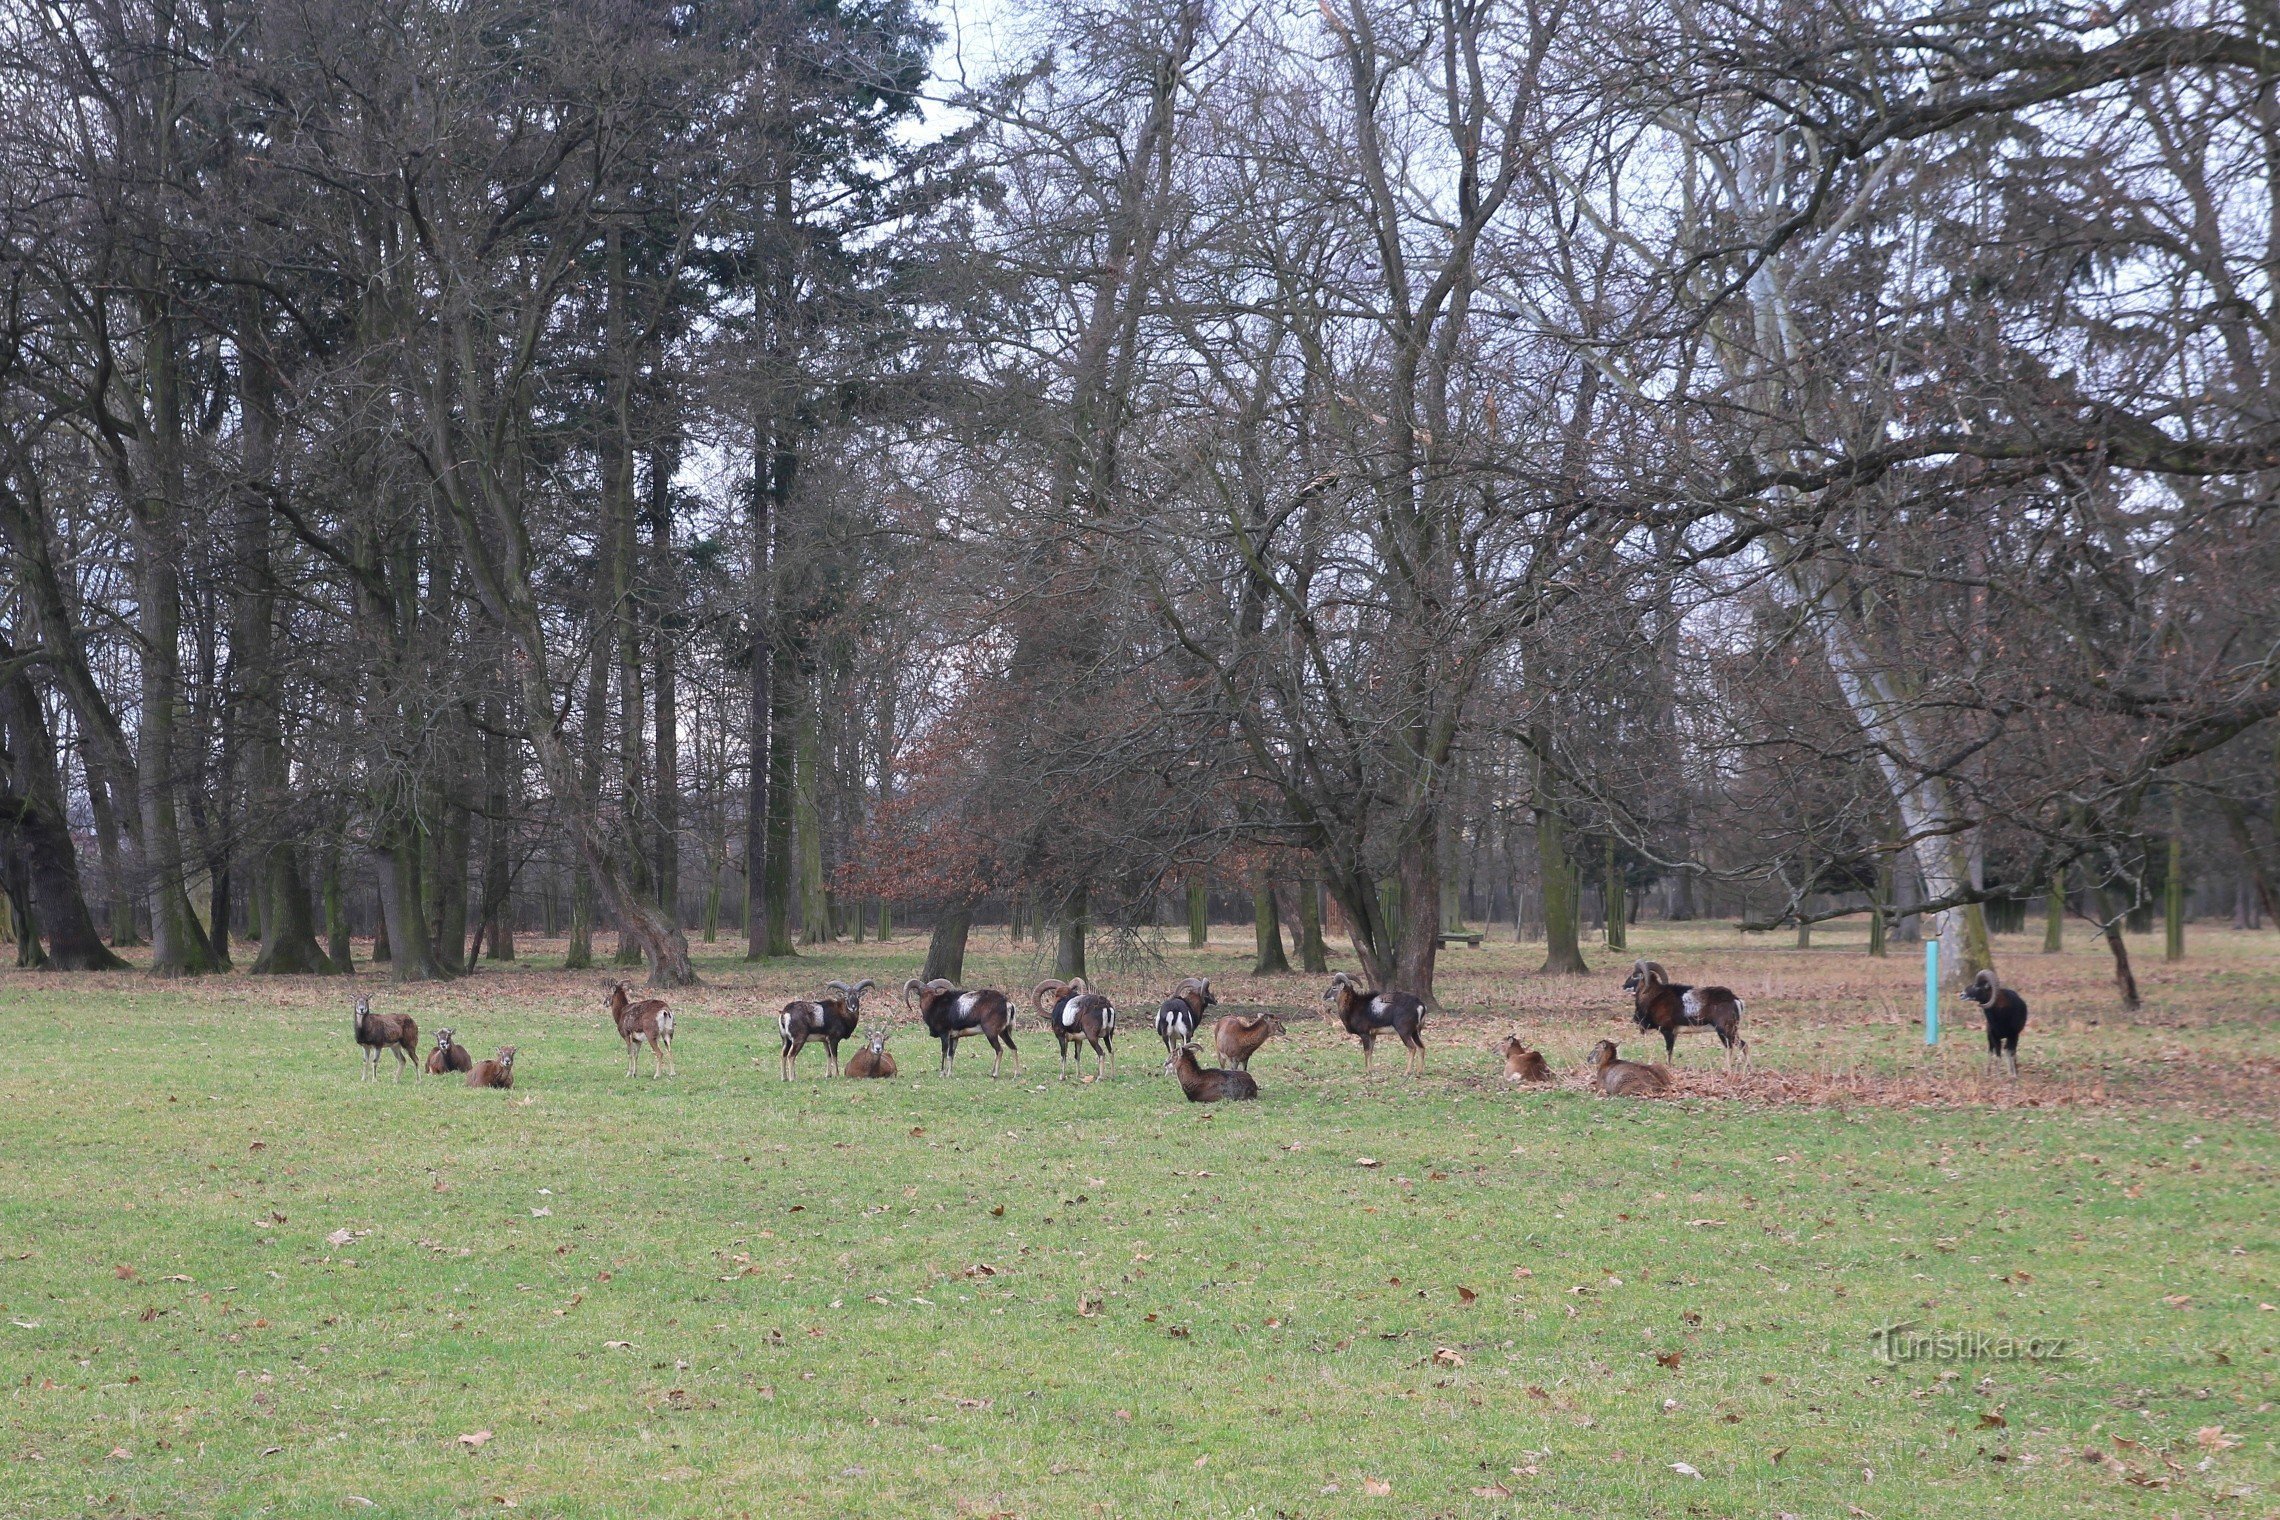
xmin=779 ymin=978 xmax=875 ymax=1080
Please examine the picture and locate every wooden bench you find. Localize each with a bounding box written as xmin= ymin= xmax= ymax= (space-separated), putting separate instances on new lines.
xmin=1434 ymin=932 xmax=1484 ymax=949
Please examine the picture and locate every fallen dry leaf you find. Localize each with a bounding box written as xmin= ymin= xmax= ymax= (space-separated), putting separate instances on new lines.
xmin=325 ymin=1228 xmax=354 ymax=1249
xmin=457 ymin=1430 xmax=492 ymax=1452
xmin=1430 ymin=1346 xmax=1465 ymax=1368
xmin=1656 ymin=1350 xmax=1683 ymax=1370
xmin=1355 ymin=1157 xmax=1381 ymax=1169
xmin=1456 ymin=1285 xmax=1479 ymax=1305
xmin=2196 ymin=1426 xmax=2241 ymax=1452
xmin=1361 ymin=1476 xmax=1391 ymax=1497
xmin=1471 ymin=1483 xmax=1512 ymax=1498
xmin=1670 ymin=1461 xmax=1703 ymax=1479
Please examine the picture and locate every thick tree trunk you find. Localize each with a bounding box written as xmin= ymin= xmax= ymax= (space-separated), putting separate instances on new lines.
xmin=1296 ymin=871 xmax=1328 ymax=972
xmin=1055 ymin=887 xmax=1087 ymax=979
xmin=923 ymin=900 xmax=972 ymax=983
xmin=1251 ymin=875 xmax=1291 ymax=975
xmin=374 ymin=832 xmax=443 ymax=981
xmin=322 ymin=841 xmax=352 ymax=973
xmin=0 ymin=652 xmax=127 ymax=970
xmin=2042 ymin=870 xmax=2064 ymax=953
xmin=1537 ymin=810 xmax=1588 ymax=975
xmin=1186 ymin=878 xmax=1208 ymax=948
xmin=130 ymin=497 xmax=221 ymax=977
xmin=1389 ymin=824 xmax=1442 ymax=1003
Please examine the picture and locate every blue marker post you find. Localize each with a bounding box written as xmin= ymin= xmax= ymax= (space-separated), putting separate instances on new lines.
xmin=1924 ymin=938 xmax=1940 ymax=1046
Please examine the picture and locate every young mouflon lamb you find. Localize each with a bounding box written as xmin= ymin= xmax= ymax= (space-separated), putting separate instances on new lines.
xmin=606 ymin=982 xmax=677 ymax=1079
xmin=1213 ymin=1011 xmax=1286 ymax=1072
xmin=1586 ymin=1038 xmax=1671 ymax=1097
xmin=1495 ymin=1034 xmax=1551 ymax=1082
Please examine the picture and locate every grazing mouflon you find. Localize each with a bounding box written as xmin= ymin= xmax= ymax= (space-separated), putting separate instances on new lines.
xmin=843 ymin=1027 xmax=898 ymax=1079
xmin=1621 ymin=959 xmax=1748 ymax=1069
xmin=780 ymin=978 xmax=874 ymax=1079
xmin=904 ymin=977 xmax=1021 ymax=1077
xmin=1213 ymin=1011 xmax=1285 ymax=1072
xmin=1321 ymin=971 xmax=1426 ymax=1076
xmin=606 ymin=981 xmax=677 ymax=1079
xmin=1165 ymin=1043 xmax=1259 ymax=1103
xmin=1961 ymin=969 xmax=2028 ymax=1079
xmin=352 ymin=994 xmax=419 ymax=1082
xmin=1586 ymin=1038 xmax=1670 ymax=1096
xmin=1154 ymin=976 xmax=1217 ymax=1056
xmin=466 ymin=1046 xmax=518 ymax=1089
xmin=1495 ymin=1034 xmax=1551 ymax=1082
xmin=426 ymin=1028 xmax=473 ymax=1076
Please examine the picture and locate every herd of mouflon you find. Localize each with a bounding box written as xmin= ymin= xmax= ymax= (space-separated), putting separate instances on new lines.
xmin=352 ymin=958 xmax=2033 ymax=1101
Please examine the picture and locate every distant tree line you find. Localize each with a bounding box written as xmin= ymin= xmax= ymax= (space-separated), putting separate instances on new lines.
xmin=3 ymin=0 xmax=2277 ymax=1006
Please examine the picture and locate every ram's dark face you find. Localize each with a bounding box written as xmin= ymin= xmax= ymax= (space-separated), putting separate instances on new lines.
xmin=1620 ymin=968 xmax=1641 ymax=992
xmin=435 ymin=1029 xmax=456 ymax=1049
xmin=1961 ymin=976 xmax=1993 ymax=1007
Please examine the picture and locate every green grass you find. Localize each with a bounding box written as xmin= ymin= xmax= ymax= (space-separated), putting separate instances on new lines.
xmin=2 ymin=924 xmax=2276 ymax=1517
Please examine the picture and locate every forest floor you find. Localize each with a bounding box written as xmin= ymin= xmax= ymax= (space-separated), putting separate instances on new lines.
xmin=1 ymin=919 xmax=2275 ymax=1518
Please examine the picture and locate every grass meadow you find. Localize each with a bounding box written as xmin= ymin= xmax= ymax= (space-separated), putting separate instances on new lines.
xmin=2 ymin=919 xmax=2276 ymax=1518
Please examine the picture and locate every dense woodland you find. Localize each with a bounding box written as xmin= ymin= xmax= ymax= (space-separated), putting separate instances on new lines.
xmin=3 ymin=0 xmax=2278 ymax=1006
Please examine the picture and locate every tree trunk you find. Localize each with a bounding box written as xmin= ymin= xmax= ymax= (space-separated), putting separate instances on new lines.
xmin=2103 ymin=917 xmax=2142 ymax=1010
xmin=322 ymin=841 xmax=352 ymax=974
xmin=1252 ymin=875 xmax=1291 ymax=975
xmin=650 ymin=447 xmax=679 ymax=933
xmin=2165 ymin=793 xmax=2186 ymax=962
xmin=0 ymin=649 xmax=128 ymax=970
xmin=480 ymin=702 xmax=515 ymax=961
xmin=2042 ymin=869 xmax=2064 ymax=953
xmin=372 ymin=884 xmax=392 ymax=962
xmin=923 ymin=900 xmax=972 ymax=983
xmin=1296 ymin=871 xmax=1328 ymax=972
xmin=128 ymin=457 xmax=222 ymax=976
xmin=759 ymin=643 xmax=798 ymax=957
xmin=1603 ymin=838 xmax=1627 ymax=951
xmin=429 ymin=799 xmax=470 ymax=975
xmin=1537 ymin=810 xmax=1588 ymax=975
xmin=1055 ymin=886 xmax=1087 ymax=979
xmin=374 ymin=831 xmax=443 ymax=981
xmin=797 ymin=699 xmax=829 ymax=945
xmin=1187 ymin=878 xmax=1208 ymax=948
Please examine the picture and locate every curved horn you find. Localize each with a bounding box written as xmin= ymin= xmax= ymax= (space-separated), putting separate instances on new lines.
xmin=850 ymin=977 xmax=876 ymax=997
xmin=1033 ymin=978 xmax=1068 ymax=1016
xmin=826 ymin=979 xmax=855 ymax=996
xmin=902 ymin=977 xmax=925 ymax=1012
